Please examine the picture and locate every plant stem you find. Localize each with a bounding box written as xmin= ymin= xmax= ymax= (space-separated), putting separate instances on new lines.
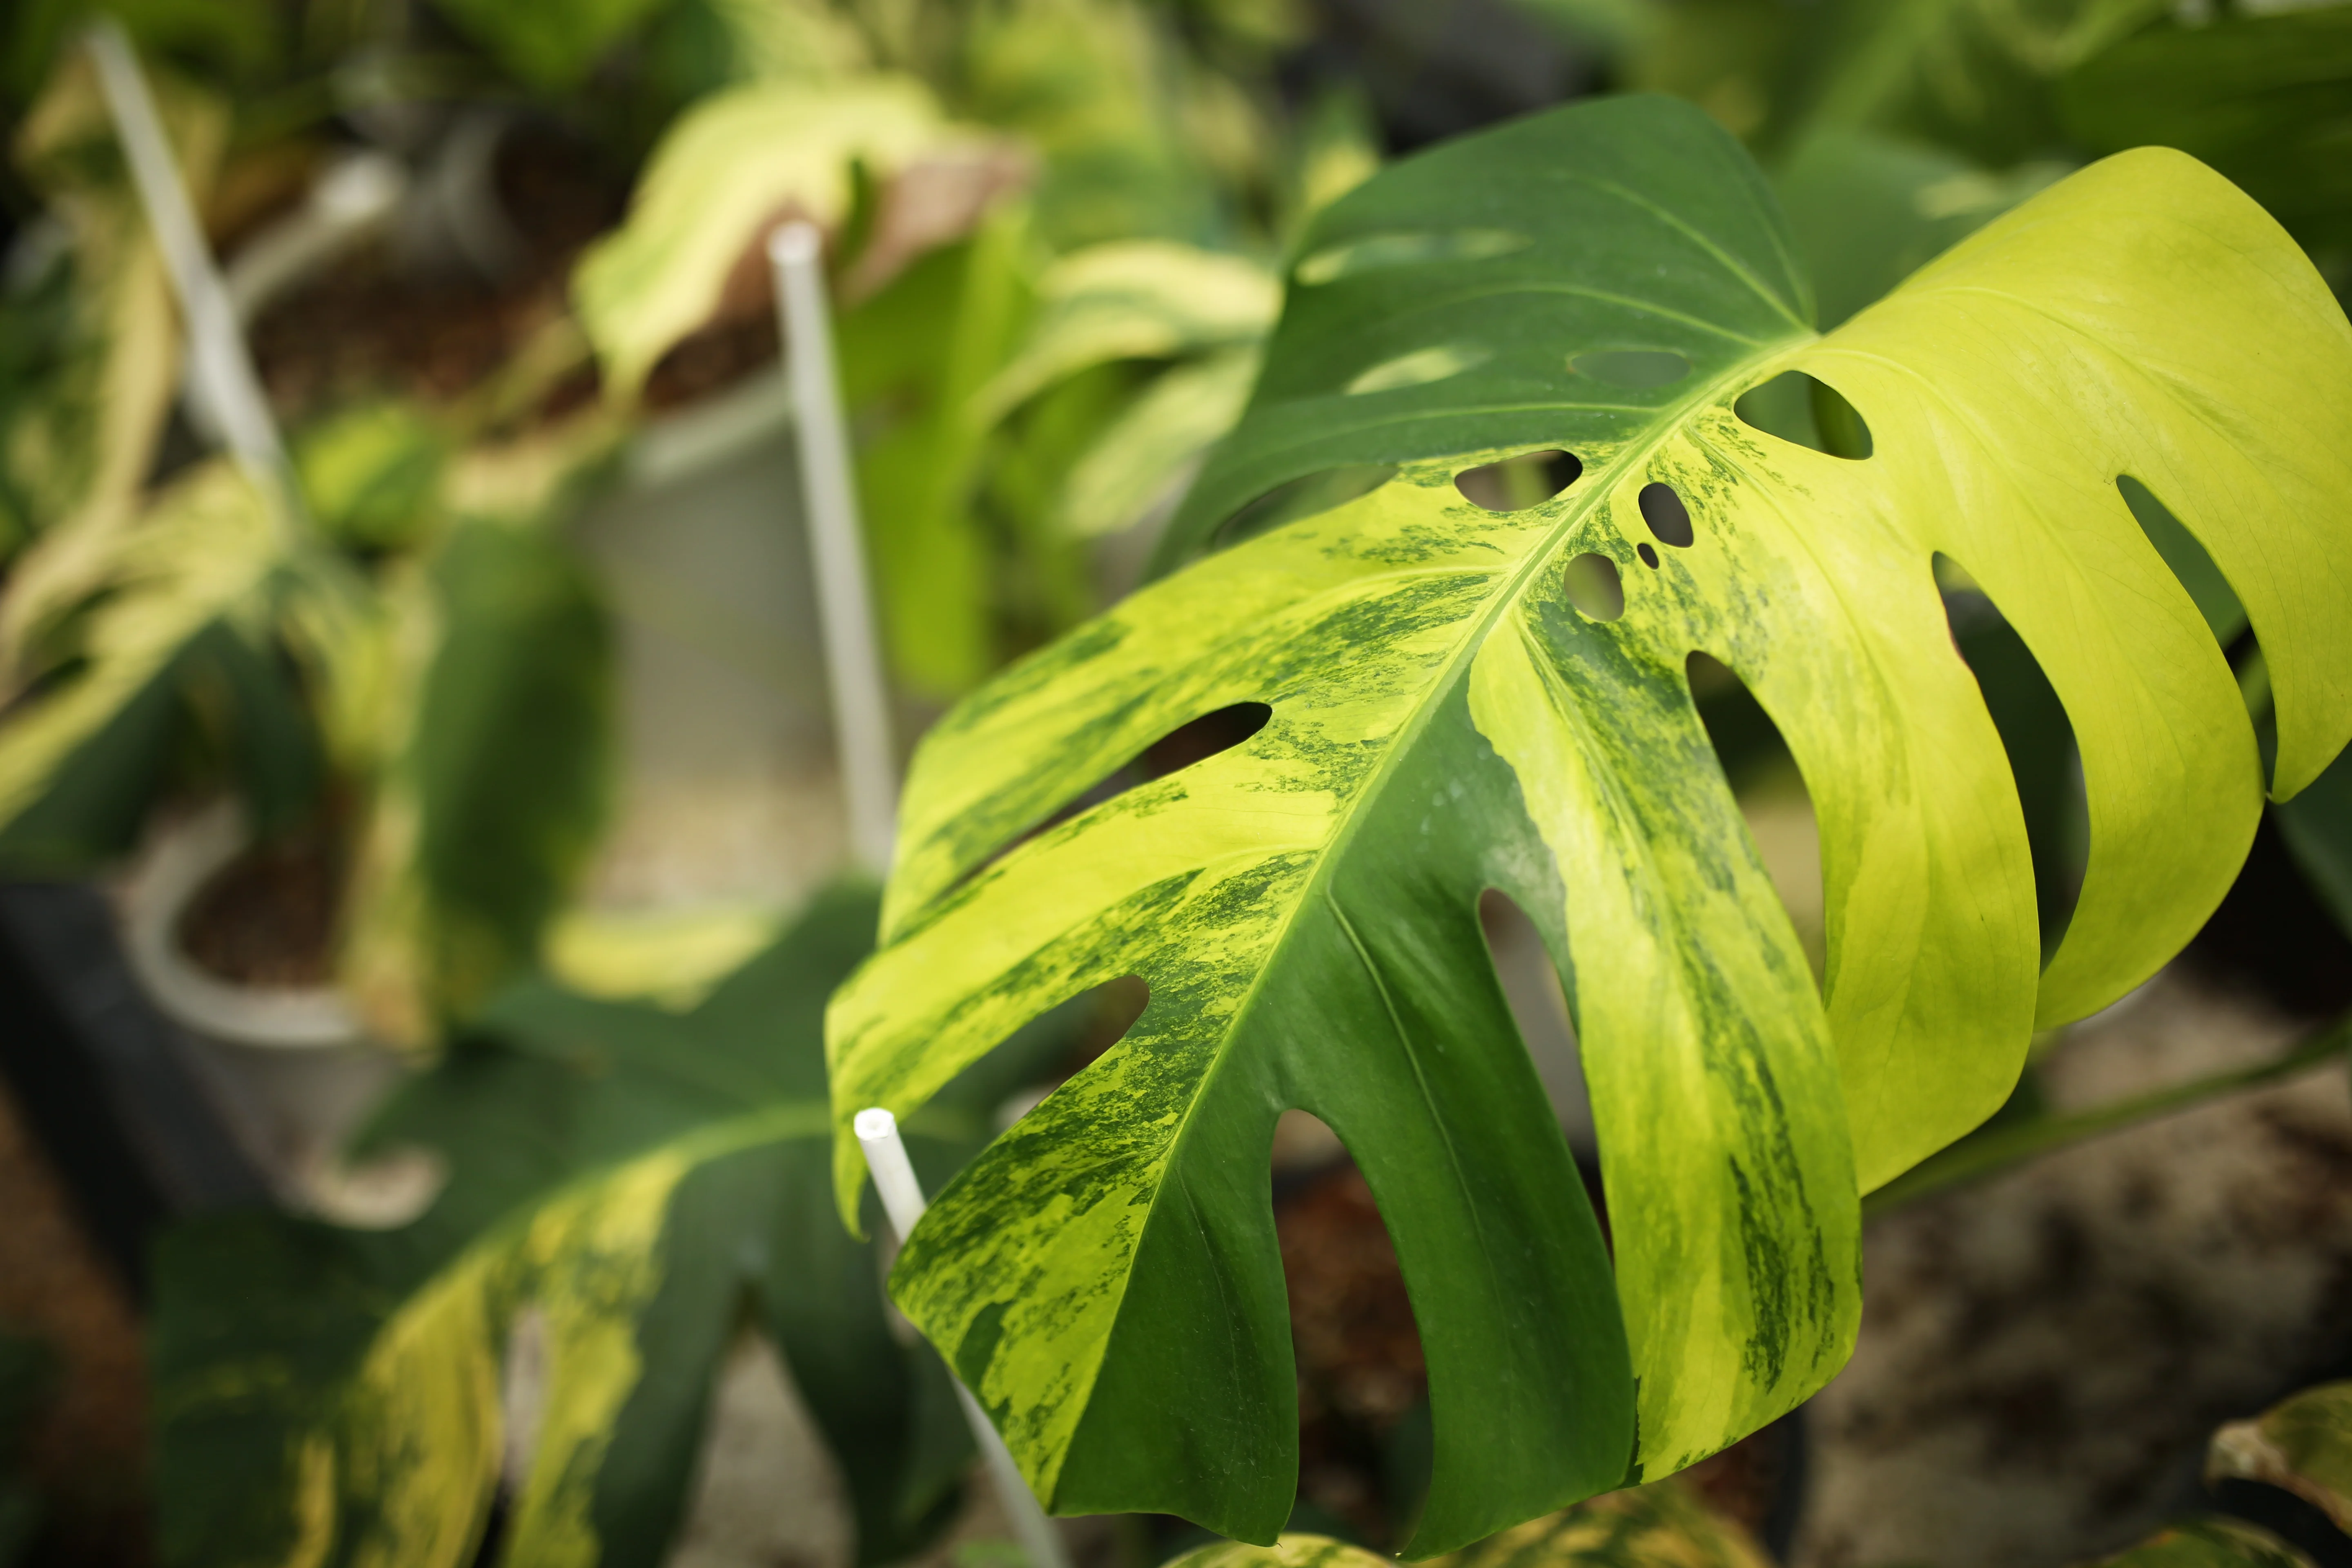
xmin=1865 ymin=1010 xmax=2352 ymax=1217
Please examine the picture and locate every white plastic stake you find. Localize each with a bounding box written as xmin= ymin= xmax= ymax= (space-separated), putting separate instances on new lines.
xmin=84 ymin=20 xmax=302 ymax=538
xmin=855 ymin=1108 xmax=1071 ymax=1568
xmin=770 ymin=223 xmax=899 ymax=877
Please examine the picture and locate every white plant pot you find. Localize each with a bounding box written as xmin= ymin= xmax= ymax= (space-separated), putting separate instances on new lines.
xmin=118 ymin=800 xmax=427 ymax=1223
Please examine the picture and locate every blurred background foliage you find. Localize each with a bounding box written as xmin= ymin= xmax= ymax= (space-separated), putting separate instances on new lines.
xmin=0 ymin=0 xmax=2347 ymax=1564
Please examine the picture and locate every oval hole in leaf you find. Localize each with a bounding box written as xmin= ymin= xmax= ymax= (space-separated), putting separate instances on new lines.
xmin=1561 ymin=553 xmax=1624 ymax=621
xmin=1732 ymin=370 xmax=1874 ymax=459
xmin=1689 ymin=652 xmax=1825 ymax=984
xmin=1454 ymin=449 xmax=1582 ymax=511
xmin=1215 ymin=466 xmax=1396 ymax=551
xmin=1638 ymin=483 xmax=1694 ymax=548
xmin=1348 ymin=343 xmax=1490 ymax=396
xmin=954 ymin=704 xmax=1274 ymax=892
xmin=1270 ymin=1127 xmax=1431 ymax=1442
xmin=1637 ymin=543 xmax=1660 ymax=570
xmin=1293 ymin=228 xmax=1530 ymax=286
xmin=1570 ymin=349 xmax=1689 ymax=389
xmin=1477 ymin=889 xmax=1595 ymax=1162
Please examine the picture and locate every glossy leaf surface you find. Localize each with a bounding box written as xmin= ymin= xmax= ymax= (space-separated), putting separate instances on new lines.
xmin=156 ymin=885 xmax=1056 ymax=1568
xmin=829 ymin=96 xmax=2352 ymax=1553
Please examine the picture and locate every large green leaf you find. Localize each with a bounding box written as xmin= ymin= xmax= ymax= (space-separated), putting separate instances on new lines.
xmin=156 ymin=884 xmax=1061 ymax=1568
xmin=826 ymin=96 xmax=2352 ymax=1552
xmin=2060 ymin=6 xmax=2352 ymax=262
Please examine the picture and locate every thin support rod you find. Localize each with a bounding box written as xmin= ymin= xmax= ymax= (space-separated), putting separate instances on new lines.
xmin=770 ymin=223 xmax=898 ymax=877
xmin=83 ymin=19 xmax=302 ymax=537
xmin=855 ymin=1108 xmax=1071 ymax=1568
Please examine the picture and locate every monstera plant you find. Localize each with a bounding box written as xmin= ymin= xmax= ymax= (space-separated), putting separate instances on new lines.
xmin=824 ymin=92 xmax=2352 ymax=1555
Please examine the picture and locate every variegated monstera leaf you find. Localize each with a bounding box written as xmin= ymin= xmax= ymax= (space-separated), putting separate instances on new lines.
xmin=157 ymin=886 xmax=1067 ymax=1568
xmin=827 ymin=95 xmax=2352 ymax=1555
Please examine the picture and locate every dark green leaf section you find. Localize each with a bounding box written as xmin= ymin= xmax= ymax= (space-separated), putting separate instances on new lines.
xmin=0 ymin=610 xmax=318 ymax=873
xmin=2062 ymin=8 xmax=2352 ymax=260
xmin=155 ymin=884 xmax=1056 ymax=1568
xmin=412 ymin=523 xmax=615 ymax=1019
xmin=1159 ymin=95 xmax=1810 ymax=570
xmin=2277 ymin=748 xmax=2352 ymax=942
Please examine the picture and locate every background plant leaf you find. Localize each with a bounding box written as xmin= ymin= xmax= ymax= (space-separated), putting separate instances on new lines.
xmin=339 ymin=519 xmax=615 ymax=1040
xmin=2077 ymin=1519 xmax=2316 ymax=1568
xmin=828 ymin=96 xmax=2352 ymax=1555
xmin=155 ymin=882 xmax=1066 ymax=1568
xmin=1163 ymin=1480 xmax=1771 ymax=1568
xmin=2060 ymin=6 xmax=2352 ymax=265
xmin=570 ymin=77 xmax=963 ymax=400
xmin=2207 ymin=1381 xmax=2352 ymax=1536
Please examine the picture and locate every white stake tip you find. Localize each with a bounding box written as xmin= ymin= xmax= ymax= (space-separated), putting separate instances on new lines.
xmin=853 ymin=1107 xmax=898 ymax=1142
xmin=767 ymin=222 xmax=823 ymax=267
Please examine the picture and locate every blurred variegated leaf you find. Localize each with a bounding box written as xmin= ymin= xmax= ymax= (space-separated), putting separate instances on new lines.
xmin=2207 ymin=1381 xmax=2352 ymax=1534
xmin=0 ymin=462 xmax=334 ymax=869
xmin=977 ymin=241 xmax=1279 ymax=424
xmin=294 ymin=400 xmax=450 ymax=553
xmin=959 ymin=0 xmax=1228 ymax=249
xmin=572 ymin=78 xmax=971 ymax=400
xmin=2078 ymin=1520 xmax=2315 ymax=1568
xmin=975 ymin=241 xmax=1278 ymax=545
xmin=157 ymin=884 xmax=1068 ymax=1568
xmin=1058 ymin=345 xmax=1258 ymax=539
xmin=0 ymin=51 xmax=216 ymax=581
xmin=827 ymin=96 xmax=2352 ymax=1553
xmin=1165 ymin=1482 xmax=1771 ymax=1568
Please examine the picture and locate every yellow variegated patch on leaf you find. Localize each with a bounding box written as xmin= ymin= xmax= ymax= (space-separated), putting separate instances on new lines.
xmin=976 ymin=241 xmax=1280 ymax=424
xmin=2 ymin=50 xmax=219 ymax=630
xmin=572 ymin=78 xmax=979 ymax=401
xmin=826 ymin=96 xmax=2352 ymax=1555
xmin=156 ymin=887 xmax=1058 ymax=1568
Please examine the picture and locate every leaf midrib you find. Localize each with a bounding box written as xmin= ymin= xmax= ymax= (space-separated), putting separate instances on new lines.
xmin=1085 ymin=334 xmax=1807 ymax=1477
